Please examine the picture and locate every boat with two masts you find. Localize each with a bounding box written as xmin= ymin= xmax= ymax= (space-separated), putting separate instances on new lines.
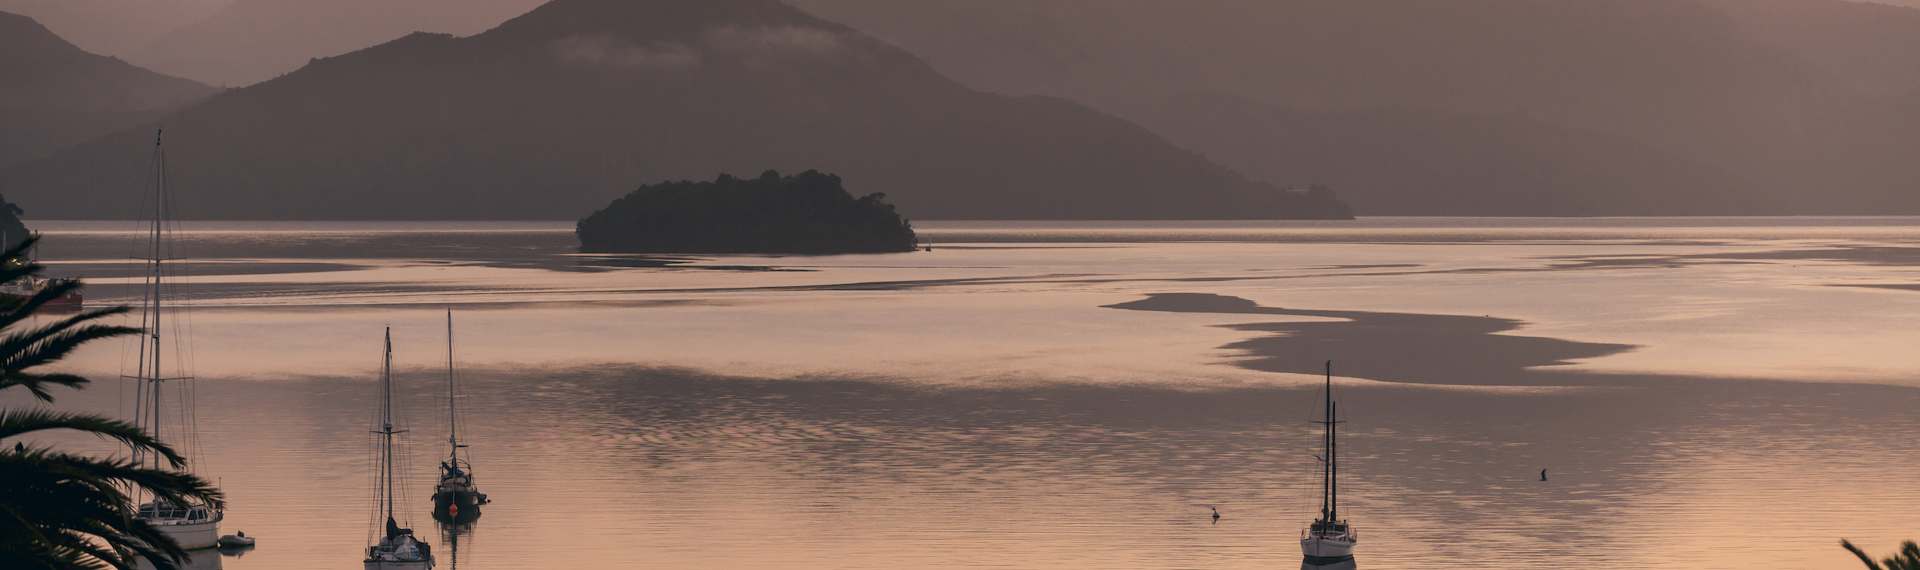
xmin=1301 ymin=361 xmax=1357 ymax=563
xmin=368 ymin=328 xmax=435 ymax=569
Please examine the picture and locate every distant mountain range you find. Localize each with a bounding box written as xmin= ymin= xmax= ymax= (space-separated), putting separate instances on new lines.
xmin=1120 ymin=92 xmax=1756 ymax=216
xmin=793 ymin=0 xmax=1920 ymax=215
xmin=129 ymin=0 xmax=549 ymax=87
xmin=0 ymin=11 xmax=215 ymax=168
xmin=0 ymin=0 xmax=1351 ymax=220
xmin=11 ymin=0 xmax=1920 ymax=217
xmin=0 ymin=0 xmax=228 ymax=57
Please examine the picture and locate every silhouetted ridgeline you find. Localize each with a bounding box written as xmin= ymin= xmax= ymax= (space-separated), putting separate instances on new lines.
xmin=790 ymin=0 xmax=1920 ymax=215
xmin=578 ymin=171 xmax=917 ymax=254
xmin=0 ymin=0 xmax=1353 ymax=221
xmin=0 ymin=10 xmax=215 ymax=168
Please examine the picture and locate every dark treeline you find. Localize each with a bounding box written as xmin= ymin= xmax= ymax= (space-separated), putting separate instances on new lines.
xmin=0 ymin=195 xmax=26 ymax=252
xmin=577 ymin=170 xmax=918 ymax=254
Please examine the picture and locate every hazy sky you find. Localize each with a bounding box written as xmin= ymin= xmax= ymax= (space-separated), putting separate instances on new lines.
xmin=7 ymin=0 xmax=1920 ymax=60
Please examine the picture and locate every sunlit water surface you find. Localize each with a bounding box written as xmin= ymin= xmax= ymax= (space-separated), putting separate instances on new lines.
xmin=7 ymin=218 xmax=1920 ymax=569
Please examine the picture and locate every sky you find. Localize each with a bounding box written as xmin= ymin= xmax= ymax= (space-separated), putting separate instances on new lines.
xmin=9 ymin=0 xmax=1920 ymax=59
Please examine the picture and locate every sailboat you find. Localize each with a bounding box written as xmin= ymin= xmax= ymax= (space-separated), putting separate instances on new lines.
xmin=128 ymin=130 xmax=222 ymax=550
xmin=432 ymin=311 xmax=488 ymax=522
xmin=367 ymin=328 xmax=435 ymax=570
xmin=1300 ymin=360 xmax=1357 ymax=562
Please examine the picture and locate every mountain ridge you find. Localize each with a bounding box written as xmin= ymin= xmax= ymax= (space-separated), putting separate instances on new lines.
xmin=0 ymin=10 xmax=217 ymax=167
xmin=1 ymin=0 xmax=1351 ymax=221
xmin=789 ymin=0 xmax=1920 ymax=214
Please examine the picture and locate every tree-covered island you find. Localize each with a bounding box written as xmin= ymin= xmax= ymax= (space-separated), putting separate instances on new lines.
xmin=577 ymin=170 xmax=919 ymax=254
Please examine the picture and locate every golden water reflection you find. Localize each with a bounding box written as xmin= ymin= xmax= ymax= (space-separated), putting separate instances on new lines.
xmin=16 ymin=219 xmax=1920 ymax=569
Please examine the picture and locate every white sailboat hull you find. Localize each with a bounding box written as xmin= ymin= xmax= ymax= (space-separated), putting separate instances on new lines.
xmin=148 ymin=517 xmax=222 ymax=550
xmin=1300 ymin=536 xmax=1356 ymax=559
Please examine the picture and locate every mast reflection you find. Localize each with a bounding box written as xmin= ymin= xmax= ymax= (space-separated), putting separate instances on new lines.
xmin=437 ymin=518 xmax=478 ymax=569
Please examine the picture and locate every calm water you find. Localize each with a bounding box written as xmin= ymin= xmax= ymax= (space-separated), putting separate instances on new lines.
xmin=10 ymin=218 xmax=1920 ymax=569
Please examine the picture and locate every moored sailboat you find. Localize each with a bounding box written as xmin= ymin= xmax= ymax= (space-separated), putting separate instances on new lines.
xmin=1301 ymin=361 xmax=1357 ymax=563
xmin=0 ymin=274 xmax=84 ymax=311
xmin=432 ymin=311 xmax=488 ymax=522
xmin=1 ymin=232 xmax=82 ymax=311
xmin=127 ymin=130 xmax=222 ymax=550
xmin=367 ymin=329 xmax=435 ymax=570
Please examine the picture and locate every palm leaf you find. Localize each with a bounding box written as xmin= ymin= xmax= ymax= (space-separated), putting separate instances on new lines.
xmin=0 ymin=451 xmax=212 ymax=569
xmin=0 ymin=411 xmax=186 ymax=468
xmin=0 ymin=306 xmax=138 ymax=402
xmin=1843 ymin=539 xmax=1920 ymax=570
xmin=0 ymin=237 xmax=209 ymax=570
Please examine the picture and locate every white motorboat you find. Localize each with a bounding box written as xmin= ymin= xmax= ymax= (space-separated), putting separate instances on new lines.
xmin=366 ymin=329 xmax=435 ymax=570
xmin=1300 ymin=361 xmax=1357 ymax=562
xmin=128 ymin=130 xmax=223 ymax=550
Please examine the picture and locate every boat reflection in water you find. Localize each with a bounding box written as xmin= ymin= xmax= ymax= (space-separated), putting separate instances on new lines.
xmin=437 ymin=519 xmax=477 ymax=569
xmin=1302 ymin=557 xmax=1358 ymax=570
xmin=134 ymin=548 xmax=225 ymax=570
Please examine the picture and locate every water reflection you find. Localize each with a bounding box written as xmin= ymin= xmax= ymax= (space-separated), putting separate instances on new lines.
xmin=19 ymin=220 xmax=1920 ymax=568
xmin=1302 ymin=558 xmax=1358 ymax=570
xmin=32 ymin=356 xmax=1920 ymax=569
xmin=436 ymin=520 xmax=476 ymax=570
xmin=135 ymin=548 xmax=224 ymax=570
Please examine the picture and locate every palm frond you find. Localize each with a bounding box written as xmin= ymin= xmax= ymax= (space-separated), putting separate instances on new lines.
xmin=0 ymin=307 xmax=140 ymax=402
xmin=0 ymin=237 xmax=43 ymax=285
xmin=0 ymin=305 xmax=139 ymax=368
xmin=0 ymin=279 xmax=83 ymax=324
xmin=0 ymin=242 xmax=209 ymax=570
xmin=7 ymin=449 xmax=223 ymax=509
xmin=1842 ymin=539 xmax=1920 ymax=570
xmin=2 ymin=321 xmax=146 ymax=378
xmin=0 ymin=305 xmax=134 ymax=356
xmin=0 ymin=410 xmax=187 ymax=468
xmin=1898 ymin=541 xmax=1920 ymax=570
xmin=0 ymin=451 xmax=213 ymax=569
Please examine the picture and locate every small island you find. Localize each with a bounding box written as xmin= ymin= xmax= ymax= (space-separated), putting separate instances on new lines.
xmin=577 ymin=170 xmax=919 ymax=254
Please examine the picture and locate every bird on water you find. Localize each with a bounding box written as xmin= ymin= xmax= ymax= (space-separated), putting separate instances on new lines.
xmin=1540 ymin=469 xmax=1548 ymax=481
xmin=1211 ymin=507 xmax=1220 ymax=524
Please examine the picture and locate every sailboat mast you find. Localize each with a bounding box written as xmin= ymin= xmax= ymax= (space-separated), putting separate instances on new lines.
xmin=446 ymin=310 xmax=457 ymax=466
xmin=1319 ymin=360 xmax=1332 ymax=521
xmin=1330 ymin=399 xmax=1338 ymax=522
xmin=383 ymin=328 xmax=394 ymax=524
xmin=141 ymin=130 xmax=168 ymax=472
